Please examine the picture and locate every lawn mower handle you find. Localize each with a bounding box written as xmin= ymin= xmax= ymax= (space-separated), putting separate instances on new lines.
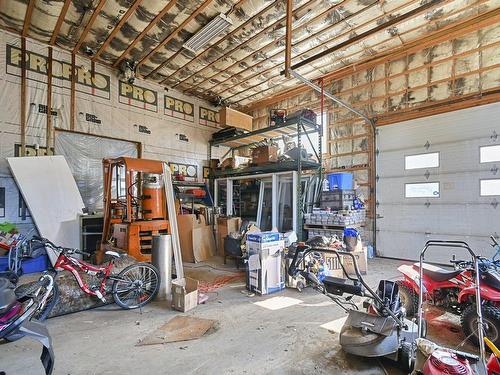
xmin=418 ymin=240 xmax=487 ymax=367
xmin=288 ymin=243 xmax=407 ymax=328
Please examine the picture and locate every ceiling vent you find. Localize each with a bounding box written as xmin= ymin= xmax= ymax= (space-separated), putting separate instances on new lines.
xmin=183 ymin=13 xmax=233 ymax=53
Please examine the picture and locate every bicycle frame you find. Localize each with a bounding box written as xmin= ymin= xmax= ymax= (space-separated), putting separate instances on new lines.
xmin=53 ymin=253 xmax=113 ymax=296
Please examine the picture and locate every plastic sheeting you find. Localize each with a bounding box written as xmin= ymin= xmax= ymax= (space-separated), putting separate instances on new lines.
xmin=55 ymin=131 xmax=138 ymax=212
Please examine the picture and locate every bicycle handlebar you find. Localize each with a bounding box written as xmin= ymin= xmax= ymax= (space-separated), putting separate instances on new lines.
xmin=31 ymin=236 xmax=91 ymax=257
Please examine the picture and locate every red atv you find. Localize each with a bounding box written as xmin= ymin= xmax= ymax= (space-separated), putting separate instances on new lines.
xmin=397 ymin=254 xmax=500 ymax=347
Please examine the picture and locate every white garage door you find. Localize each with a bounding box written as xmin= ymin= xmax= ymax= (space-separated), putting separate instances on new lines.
xmin=376 ymin=102 xmax=500 ymax=264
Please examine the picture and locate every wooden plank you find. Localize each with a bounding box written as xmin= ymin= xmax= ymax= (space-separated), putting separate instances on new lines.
xmin=151 ymin=0 xmax=248 ymax=81
xmin=112 ymin=0 xmax=178 ymax=68
xmin=284 ymin=0 xmax=292 ymax=78
xmin=211 ymin=0 xmax=381 ymax=97
xmin=20 ymin=37 xmax=26 ymax=156
xmin=93 ymin=0 xmax=144 ymax=60
xmin=70 ymin=52 xmax=76 ymax=130
xmin=50 ymin=0 xmax=72 ymax=45
xmin=243 ymin=5 xmax=500 ymax=113
xmin=22 ymin=0 xmax=36 ymax=37
xmin=138 ymin=0 xmax=214 ymax=72
xmin=73 ymin=0 xmax=107 ymax=53
xmin=178 ymin=0 xmax=351 ymax=91
xmin=47 ymin=47 xmax=53 ymax=148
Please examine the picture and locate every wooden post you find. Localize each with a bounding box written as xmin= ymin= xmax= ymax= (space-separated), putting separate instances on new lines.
xmin=47 ymin=47 xmax=53 ymax=148
xmin=20 ymin=37 xmax=27 ymax=156
xmin=70 ymin=52 xmax=76 ymax=130
xmin=285 ymin=0 xmax=292 ymax=78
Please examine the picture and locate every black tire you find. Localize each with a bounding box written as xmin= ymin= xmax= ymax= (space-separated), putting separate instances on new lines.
xmin=15 ymin=279 xmax=59 ymax=321
xmin=36 ymin=283 xmax=59 ymax=321
xmin=461 ymin=304 xmax=500 ymax=348
xmin=398 ymin=341 xmax=414 ymax=372
xmin=112 ymin=263 xmax=160 ymax=309
xmin=396 ymin=281 xmax=419 ymax=318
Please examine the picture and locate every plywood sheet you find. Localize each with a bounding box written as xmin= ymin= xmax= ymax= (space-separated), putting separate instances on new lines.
xmin=137 ymin=316 xmax=216 ymax=346
xmin=7 ymin=156 xmax=84 ymax=258
xmin=192 ymin=226 xmax=215 ymax=263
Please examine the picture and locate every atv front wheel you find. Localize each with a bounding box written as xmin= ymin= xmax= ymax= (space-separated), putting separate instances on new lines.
xmin=396 ymin=281 xmax=418 ymax=317
xmin=461 ymin=304 xmax=500 ymax=348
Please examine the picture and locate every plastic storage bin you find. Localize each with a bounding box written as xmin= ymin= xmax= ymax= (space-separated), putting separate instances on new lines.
xmin=0 ymin=256 xmax=8 ymax=272
xmin=328 ymin=173 xmax=353 ymax=190
xmin=21 ymin=255 xmax=49 ymax=274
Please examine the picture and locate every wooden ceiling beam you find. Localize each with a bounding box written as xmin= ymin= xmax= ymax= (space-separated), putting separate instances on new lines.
xmin=176 ymin=0 xmax=351 ymax=91
xmin=284 ymin=0 xmax=292 ymax=78
xmin=93 ymin=0 xmax=144 ymax=61
xmin=22 ymin=0 xmax=36 ymax=37
xmin=73 ymin=0 xmax=107 ymax=53
xmin=50 ymin=0 xmax=71 ymax=45
xmin=288 ymin=0 xmax=443 ymax=72
xmin=137 ymin=0 xmax=214 ymax=71
xmin=112 ymin=0 xmax=177 ymax=68
xmin=191 ymin=0 xmax=379 ymax=96
xmin=242 ymin=6 xmax=500 ymax=113
xmin=230 ymin=0 xmax=450 ymax=105
xmin=147 ymin=0 xmax=265 ymax=81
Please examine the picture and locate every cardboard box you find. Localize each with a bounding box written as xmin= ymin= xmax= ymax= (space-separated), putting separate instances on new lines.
xmin=177 ymin=214 xmax=215 ymax=263
xmin=246 ymin=232 xmax=285 ymax=295
xmin=251 ymin=145 xmax=279 ymax=165
xmin=219 ymin=107 xmax=253 ymax=132
xmin=172 ymin=277 xmax=198 ymax=312
xmin=341 ymin=247 xmax=368 ymax=275
xmin=217 ymin=217 xmax=241 ymax=255
xmin=219 ymin=156 xmax=251 ymax=169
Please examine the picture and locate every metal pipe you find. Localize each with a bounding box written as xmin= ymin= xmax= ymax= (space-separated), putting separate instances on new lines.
xmin=289 ymin=69 xmax=373 ymax=126
xmin=417 ymin=240 xmax=487 ymax=368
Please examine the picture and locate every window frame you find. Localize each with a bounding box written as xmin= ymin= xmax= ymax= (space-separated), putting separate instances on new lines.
xmin=480 ymin=144 xmax=500 ymax=164
xmin=480 ymin=178 xmax=500 ymax=197
xmin=404 ymin=152 xmax=440 ymax=170
xmin=404 ymin=181 xmax=441 ymax=198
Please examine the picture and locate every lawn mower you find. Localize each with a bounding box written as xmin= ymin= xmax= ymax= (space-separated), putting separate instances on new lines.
xmin=409 ymin=240 xmax=489 ymax=375
xmin=288 ymin=237 xmax=418 ymax=370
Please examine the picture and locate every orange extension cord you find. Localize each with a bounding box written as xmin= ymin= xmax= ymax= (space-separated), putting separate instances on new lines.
xmin=198 ymin=273 xmax=245 ymax=293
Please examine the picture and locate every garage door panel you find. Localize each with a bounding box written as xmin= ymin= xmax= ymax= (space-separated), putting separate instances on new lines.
xmin=376 ymin=102 xmax=500 ymax=263
xmin=377 ymin=230 xmax=492 ymax=264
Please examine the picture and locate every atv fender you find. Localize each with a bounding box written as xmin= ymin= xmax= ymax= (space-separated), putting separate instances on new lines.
xmin=397 ymin=264 xmax=428 ymax=294
xmin=458 ymin=285 xmax=500 ymax=304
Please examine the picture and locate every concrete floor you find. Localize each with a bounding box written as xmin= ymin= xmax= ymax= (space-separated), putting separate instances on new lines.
xmin=1 ymin=258 xmax=475 ymax=375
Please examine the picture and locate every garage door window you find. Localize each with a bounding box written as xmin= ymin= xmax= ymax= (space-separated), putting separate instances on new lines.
xmin=480 ymin=145 xmax=500 ymax=163
xmin=480 ymin=179 xmax=500 ymax=196
xmin=405 ymin=152 xmax=439 ymax=170
xmin=405 ymin=182 xmax=440 ymax=198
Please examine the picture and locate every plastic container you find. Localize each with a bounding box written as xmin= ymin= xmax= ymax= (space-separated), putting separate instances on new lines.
xmin=21 ymin=255 xmax=49 ymax=274
xmin=328 ymin=173 xmax=353 ymax=190
xmin=0 ymin=256 xmax=8 ymax=272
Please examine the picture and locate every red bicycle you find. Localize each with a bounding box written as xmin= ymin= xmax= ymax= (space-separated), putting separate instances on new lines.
xmin=32 ymin=236 xmax=160 ymax=309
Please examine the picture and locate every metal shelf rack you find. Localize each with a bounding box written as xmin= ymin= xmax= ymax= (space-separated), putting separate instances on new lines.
xmin=208 ymin=115 xmax=323 ymax=240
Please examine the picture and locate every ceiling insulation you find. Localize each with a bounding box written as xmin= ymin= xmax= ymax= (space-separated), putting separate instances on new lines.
xmin=0 ymin=0 xmax=498 ymax=108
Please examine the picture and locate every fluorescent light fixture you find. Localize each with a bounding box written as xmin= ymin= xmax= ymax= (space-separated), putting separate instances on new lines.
xmin=183 ymin=13 xmax=233 ymax=53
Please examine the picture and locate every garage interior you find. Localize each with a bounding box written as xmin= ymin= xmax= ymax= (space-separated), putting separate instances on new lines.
xmin=1 ymin=0 xmax=500 ymax=374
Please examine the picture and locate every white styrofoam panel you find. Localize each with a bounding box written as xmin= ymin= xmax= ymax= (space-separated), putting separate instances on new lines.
xmin=376 ymin=102 xmax=500 ymax=262
xmin=7 ymin=156 xmax=84 ymax=253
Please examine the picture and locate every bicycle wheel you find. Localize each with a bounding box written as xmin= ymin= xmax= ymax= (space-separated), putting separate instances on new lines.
xmin=112 ymin=263 xmax=160 ymax=309
xmin=15 ymin=279 xmax=59 ymax=321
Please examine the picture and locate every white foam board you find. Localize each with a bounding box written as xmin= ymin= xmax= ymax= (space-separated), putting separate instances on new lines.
xmin=7 ymin=156 xmax=84 ymax=263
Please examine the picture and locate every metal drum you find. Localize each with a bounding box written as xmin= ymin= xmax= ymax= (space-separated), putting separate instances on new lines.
xmin=152 ymin=234 xmax=172 ymax=300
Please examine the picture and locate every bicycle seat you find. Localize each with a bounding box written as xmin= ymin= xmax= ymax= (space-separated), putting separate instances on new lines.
xmin=412 ymin=263 xmax=462 ymax=282
xmin=105 ymin=251 xmax=122 ymax=258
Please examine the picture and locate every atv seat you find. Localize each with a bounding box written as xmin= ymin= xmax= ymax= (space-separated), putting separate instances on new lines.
xmin=323 ymin=276 xmax=365 ymax=296
xmin=413 ymin=263 xmax=462 ymax=282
